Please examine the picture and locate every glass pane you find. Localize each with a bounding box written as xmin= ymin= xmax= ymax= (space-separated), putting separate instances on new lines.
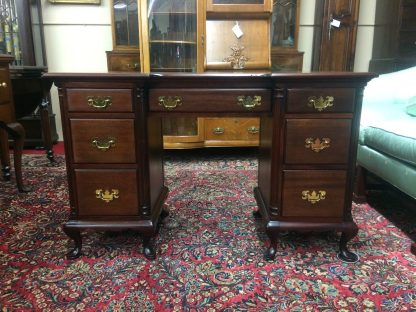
xmin=162 ymin=117 xmax=198 ymax=136
xmin=271 ymin=0 xmax=297 ymax=48
xmin=212 ymin=0 xmax=263 ymax=3
xmin=0 ymin=0 xmax=21 ymax=64
xmin=114 ymin=0 xmax=139 ymax=47
xmin=148 ymin=0 xmax=197 ymax=72
xmin=30 ymin=0 xmax=46 ymax=66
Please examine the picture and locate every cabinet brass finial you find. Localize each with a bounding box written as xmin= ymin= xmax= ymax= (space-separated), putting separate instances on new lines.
xmin=223 ymin=44 xmax=249 ymax=69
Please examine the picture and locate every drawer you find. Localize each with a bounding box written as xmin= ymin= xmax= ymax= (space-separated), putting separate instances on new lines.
xmin=285 ymin=119 xmax=351 ymax=164
xmin=149 ymin=89 xmax=271 ymax=113
xmin=70 ymin=119 xmax=136 ymax=163
xmin=204 ymin=117 xmax=260 ymax=141
xmin=74 ymin=169 xmax=138 ymax=216
xmin=67 ymin=88 xmax=133 ymax=112
xmin=106 ymin=52 xmax=140 ymax=72
xmin=281 ymin=170 xmax=347 ymax=218
xmin=286 ymin=88 xmax=356 ymax=113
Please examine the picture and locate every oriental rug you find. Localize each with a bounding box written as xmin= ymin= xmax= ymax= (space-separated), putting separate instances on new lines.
xmin=0 ymin=150 xmax=416 ymax=311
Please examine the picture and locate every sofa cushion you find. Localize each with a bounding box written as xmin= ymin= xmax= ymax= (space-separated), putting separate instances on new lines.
xmin=361 ymin=125 xmax=416 ymax=167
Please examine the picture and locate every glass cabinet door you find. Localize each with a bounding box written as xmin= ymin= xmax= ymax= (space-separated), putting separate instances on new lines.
xmin=112 ymin=0 xmax=139 ymax=48
xmin=206 ymin=0 xmax=272 ymax=13
xmin=270 ymin=0 xmax=303 ymax=72
xmin=147 ymin=0 xmax=198 ymax=72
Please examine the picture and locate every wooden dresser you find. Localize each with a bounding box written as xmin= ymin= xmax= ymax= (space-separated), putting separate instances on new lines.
xmin=47 ymin=72 xmax=374 ymax=262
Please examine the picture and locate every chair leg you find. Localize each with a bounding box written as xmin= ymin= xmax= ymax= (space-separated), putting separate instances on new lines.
xmin=0 ymin=126 xmax=11 ymax=181
xmin=7 ymin=122 xmax=30 ymax=192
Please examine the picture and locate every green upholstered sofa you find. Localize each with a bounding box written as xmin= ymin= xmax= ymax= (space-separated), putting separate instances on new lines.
xmin=356 ymin=66 xmax=416 ymax=200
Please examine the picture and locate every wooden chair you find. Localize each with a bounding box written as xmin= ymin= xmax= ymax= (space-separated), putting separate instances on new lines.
xmin=0 ymin=120 xmax=29 ymax=192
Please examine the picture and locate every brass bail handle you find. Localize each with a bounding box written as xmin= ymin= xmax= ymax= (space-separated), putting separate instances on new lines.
xmin=307 ymin=96 xmax=334 ymax=111
xmin=91 ymin=137 xmax=116 ymax=151
xmin=87 ymin=96 xmax=112 ymax=109
xmin=301 ymin=190 xmax=326 ymax=204
xmin=158 ymin=96 xmax=182 ymax=110
xmin=0 ymin=82 xmax=7 ymax=88
xmin=95 ymin=189 xmax=119 ymax=203
xmin=237 ymin=95 xmax=262 ymax=110
xmin=304 ymin=137 xmax=331 ymax=152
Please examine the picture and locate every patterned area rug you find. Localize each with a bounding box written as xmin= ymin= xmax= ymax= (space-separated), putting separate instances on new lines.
xmin=1 ymin=151 xmax=416 ymax=311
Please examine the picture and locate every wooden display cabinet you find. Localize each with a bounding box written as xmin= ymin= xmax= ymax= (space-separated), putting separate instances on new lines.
xmin=106 ymin=0 xmax=142 ymax=72
xmin=270 ymin=0 xmax=303 ymax=72
xmin=107 ymin=0 xmax=302 ymax=148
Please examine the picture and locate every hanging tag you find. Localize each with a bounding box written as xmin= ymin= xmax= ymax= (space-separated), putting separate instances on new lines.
xmin=232 ymin=21 xmax=244 ymax=39
xmin=330 ymin=19 xmax=341 ymax=28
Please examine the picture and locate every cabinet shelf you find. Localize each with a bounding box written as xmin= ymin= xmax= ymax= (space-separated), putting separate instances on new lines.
xmin=150 ymin=40 xmax=197 ymax=45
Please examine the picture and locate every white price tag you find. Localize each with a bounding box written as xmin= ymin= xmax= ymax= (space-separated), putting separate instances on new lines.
xmin=232 ymin=22 xmax=244 ymax=39
xmin=330 ymin=19 xmax=341 ymax=28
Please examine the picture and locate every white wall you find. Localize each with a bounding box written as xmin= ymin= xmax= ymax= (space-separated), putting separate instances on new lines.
xmin=41 ymin=0 xmax=375 ymax=140
xmin=41 ymin=0 xmax=113 ymax=140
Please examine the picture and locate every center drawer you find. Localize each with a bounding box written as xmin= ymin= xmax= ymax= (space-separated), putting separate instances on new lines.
xmin=149 ymin=89 xmax=271 ymax=113
xmin=70 ymin=119 xmax=136 ymax=163
xmin=204 ymin=117 xmax=260 ymax=141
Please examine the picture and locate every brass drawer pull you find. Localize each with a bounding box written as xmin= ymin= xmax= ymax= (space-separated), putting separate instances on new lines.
xmin=87 ymin=96 xmax=112 ymax=109
xmin=304 ymin=137 xmax=331 ymax=152
xmin=212 ymin=127 xmax=225 ymax=135
xmin=307 ymin=96 xmax=334 ymax=111
xmin=126 ymin=63 xmax=140 ymax=70
xmin=91 ymin=137 xmax=116 ymax=151
xmin=301 ymin=190 xmax=326 ymax=204
xmin=158 ymin=96 xmax=182 ymax=110
xmin=95 ymin=189 xmax=119 ymax=203
xmin=237 ymin=95 xmax=262 ymax=110
xmin=247 ymin=126 xmax=259 ymax=134
xmin=1 ymin=82 xmax=7 ymax=88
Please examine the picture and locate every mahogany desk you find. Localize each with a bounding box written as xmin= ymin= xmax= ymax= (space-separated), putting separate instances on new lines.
xmin=46 ymin=72 xmax=374 ymax=262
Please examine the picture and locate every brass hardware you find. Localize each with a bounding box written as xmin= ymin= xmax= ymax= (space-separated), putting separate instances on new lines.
xmin=86 ymin=96 xmax=112 ymax=109
xmin=126 ymin=63 xmax=140 ymax=70
xmin=301 ymin=190 xmax=326 ymax=204
xmin=212 ymin=127 xmax=225 ymax=135
xmin=223 ymin=44 xmax=249 ymax=69
xmin=1 ymin=82 xmax=7 ymax=88
xmin=304 ymin=137 xmax=331 ymax=152
xmin=158 ymin=96 xmax=182 ymax=110
xmin=95 ymin=189 xmax=119 ymax=203
xmin=91 ymin=137 xmax=116 ymax=151
xmin=307 ymin=96 xmax=334 ymax=111
xmin=237 ymin=95 xmax=262 ymax=110
xmin=247 ymin=126 xmax=259 ymax=134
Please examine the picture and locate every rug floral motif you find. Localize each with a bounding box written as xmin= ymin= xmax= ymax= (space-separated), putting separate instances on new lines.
xmin=0 ymin=151 xmax=416 ymax=311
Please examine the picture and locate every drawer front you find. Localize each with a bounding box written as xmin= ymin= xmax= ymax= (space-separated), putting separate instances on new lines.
xmin=204 ymin=117 xmax=260 ymax=141
xmin=75 ymin=169 xmax=138 ymax=216
xmin=0 ymin=68 xmax=11 ymax=105
xmin=70 ymin=119 xmax=136 ymax=163
xmin=286 ymin=88 xmax=356 ymax=113
xmin=149 ymin=89 xmax=271 ymax=113
xmin=282 ymin=170 xmax=347 ymax=218
xmin=67 ymin=88 xmax=133 ymax=112
xmin=285 ymin=119 xmax=351 ymax=164
xmin=107 ymin=53 xmax=140 ymax=72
